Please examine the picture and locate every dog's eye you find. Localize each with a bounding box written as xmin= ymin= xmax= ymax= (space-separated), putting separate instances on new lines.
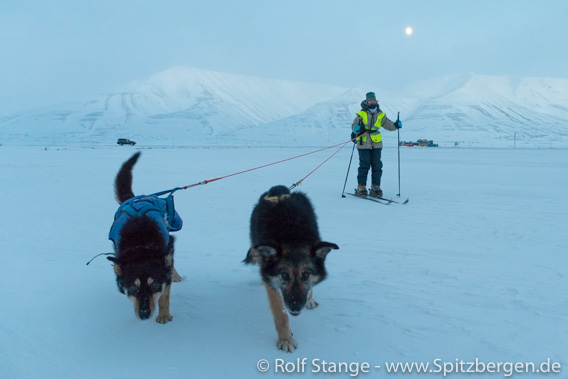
xmin=151 ymin=282 xmax=162 ymax=292
xmin=128 ymin=285 xmax=139 ymax=295
xmin=301 ymin=271 xmax=311 ymax=282
xmin=280 ymin=272 xmax=291 ymax=282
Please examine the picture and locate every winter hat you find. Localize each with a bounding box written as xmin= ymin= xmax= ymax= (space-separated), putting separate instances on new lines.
xmin=365 ymin=92 xmax=376 ymax=101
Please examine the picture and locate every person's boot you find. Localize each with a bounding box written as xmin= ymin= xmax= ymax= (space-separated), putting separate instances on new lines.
xmin=370 ymin=184 xmax=383 ymax=197
xmin=355 ymin=184 xmax=368 ymax=196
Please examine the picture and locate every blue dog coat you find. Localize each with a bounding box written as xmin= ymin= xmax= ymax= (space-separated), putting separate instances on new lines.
xmin=109 ymin=195 xmax=183 ymax=249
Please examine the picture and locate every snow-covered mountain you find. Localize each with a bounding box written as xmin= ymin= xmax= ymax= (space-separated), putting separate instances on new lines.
xmin=237 ymin=74 xmax=568 ymax=148
xmin=1 ymin=67 xmax=567 ymax=147
xmin=400 ymin=75 xmax=568 ymax=147
xmin=0 ymin=66 xmax=347 ymax=145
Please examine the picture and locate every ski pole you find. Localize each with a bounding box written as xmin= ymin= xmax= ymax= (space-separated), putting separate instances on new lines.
xmin=397 ymin=111 xmax=401 ymax=197
xmin=341 ymin=142 xmax=356 ymax=198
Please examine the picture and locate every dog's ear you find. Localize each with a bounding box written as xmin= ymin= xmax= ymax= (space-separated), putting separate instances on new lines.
xmin=107 ymin=256 xmax=119 ymax=264
xmin=107 ymin=257 xmax=122 ymax=276
xmin=165 ymin=254 xmax=173 ymax=267
xmin=253 ymin=244 xmax=278 ymax=262
xmin=313 ymin=241 xmax=339 ymax=259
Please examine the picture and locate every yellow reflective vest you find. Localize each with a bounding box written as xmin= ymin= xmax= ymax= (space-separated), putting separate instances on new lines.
xmin=356 ymin=110 xmax=385 ymax=143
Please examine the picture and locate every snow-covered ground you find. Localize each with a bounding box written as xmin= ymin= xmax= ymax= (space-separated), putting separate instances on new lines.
xmin=1 ymin=144 xmax=566 ymax=378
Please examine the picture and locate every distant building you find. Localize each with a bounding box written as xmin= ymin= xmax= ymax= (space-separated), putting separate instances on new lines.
xmin=399 ymin=139 xmax=438 ymax=147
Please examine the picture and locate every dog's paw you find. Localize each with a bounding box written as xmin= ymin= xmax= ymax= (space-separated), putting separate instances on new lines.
xmin=155 ymin=314 xmax=173 ymax=324
xmin=277 ymin=337 xmax=298 ymax=353
xmin=306 ymin=298 xmax=319 ymax=310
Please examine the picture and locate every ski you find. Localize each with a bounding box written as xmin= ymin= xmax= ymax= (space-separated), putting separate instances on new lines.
xmin=368 ymin=194 xmax=409 ymax=204
xmin=345 ymin=192 xmax=392 ymax=204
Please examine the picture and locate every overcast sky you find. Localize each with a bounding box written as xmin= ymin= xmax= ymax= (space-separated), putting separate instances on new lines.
xmin=1 ymin=0 xmax=567 ymax=115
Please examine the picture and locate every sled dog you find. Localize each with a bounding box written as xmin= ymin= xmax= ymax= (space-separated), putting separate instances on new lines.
xmin=108 ymin=152 xmax=183 ymax=323
xmin=244 ymin=185 xmax=339 ymax=352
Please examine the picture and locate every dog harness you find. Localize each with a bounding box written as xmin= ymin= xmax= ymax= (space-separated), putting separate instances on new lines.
xmin=109 ymin=194 xmax=183 ymax=248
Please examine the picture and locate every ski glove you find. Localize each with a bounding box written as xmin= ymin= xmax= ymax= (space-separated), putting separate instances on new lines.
xmin=353 ymin=125 xmax=361 ymax=133
xmin=394 ymin=120 xmax=402 ymax=128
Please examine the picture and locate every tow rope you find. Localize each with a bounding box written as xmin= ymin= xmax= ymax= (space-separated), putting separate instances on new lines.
xmin=288 ymin=139 xmax=351 ymax=190
xmin=162 ymin=136 xmax=357 ymax=194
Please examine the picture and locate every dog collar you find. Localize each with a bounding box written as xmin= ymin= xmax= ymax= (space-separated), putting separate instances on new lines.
xmin=263 ymin=194 xmax=290 ymax=204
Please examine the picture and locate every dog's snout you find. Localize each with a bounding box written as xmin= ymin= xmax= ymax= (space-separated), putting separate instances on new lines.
xmin=138 ymin=297 xmax=151 ymax=319
xmin=287 ymin=301 xmax=304 ymax=315
xmin=138 ymin=309 xmax=151 ymax=319
xmin=284 ymin=290 xmax=306 ymax=316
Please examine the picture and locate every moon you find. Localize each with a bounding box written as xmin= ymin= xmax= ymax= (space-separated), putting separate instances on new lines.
xmin=405 ymin=27 xmax=413 ymax=36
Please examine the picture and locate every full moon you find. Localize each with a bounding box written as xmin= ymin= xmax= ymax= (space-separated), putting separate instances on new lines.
xmin=405 ymin=27 xmax=413 ymax=35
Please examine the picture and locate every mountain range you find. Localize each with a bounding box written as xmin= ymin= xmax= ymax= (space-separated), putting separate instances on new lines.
xmin=1 ymin=66 xmax=567 ymax=148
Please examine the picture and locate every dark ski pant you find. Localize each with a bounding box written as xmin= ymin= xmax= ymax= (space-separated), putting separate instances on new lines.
xmin=357 ymin=148 xmax=382 ymax=187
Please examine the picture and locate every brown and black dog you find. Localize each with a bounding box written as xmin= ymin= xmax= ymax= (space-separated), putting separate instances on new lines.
xmin=107 ymin=152 xmax=183 ymax=323
xmin=244 ymin=185 xmax=339 ymax=352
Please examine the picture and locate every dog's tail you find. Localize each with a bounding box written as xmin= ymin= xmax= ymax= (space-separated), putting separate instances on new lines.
xmin=114 ymin=152 xmax=141 ymax=204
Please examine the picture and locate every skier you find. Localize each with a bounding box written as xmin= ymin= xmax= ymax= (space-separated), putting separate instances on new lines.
xmin=352 ymin=92 xmax=401 ymax=197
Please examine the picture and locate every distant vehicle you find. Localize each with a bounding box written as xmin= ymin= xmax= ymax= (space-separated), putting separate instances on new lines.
xmin=117 ymin=138 xmax=136 ymax=146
